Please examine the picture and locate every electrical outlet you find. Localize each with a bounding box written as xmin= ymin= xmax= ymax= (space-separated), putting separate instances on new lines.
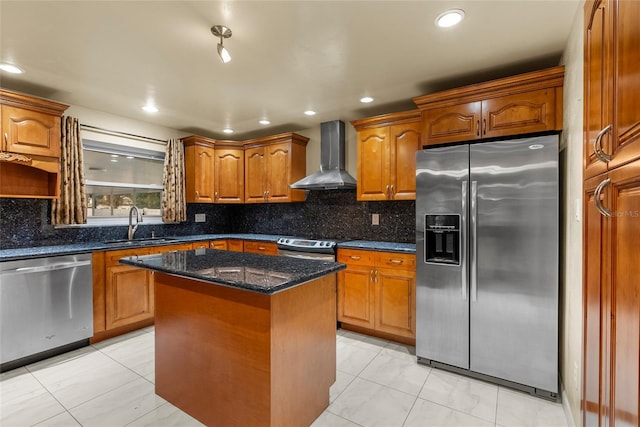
xmin=195 ymin=213 xmax=206 ymax=223
xmin=372 ymin=213 xmax=380 ymax=226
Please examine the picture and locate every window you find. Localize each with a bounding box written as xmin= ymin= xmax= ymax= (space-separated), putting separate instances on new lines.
xmin=83 ymin=140 xmax=165 ymax=224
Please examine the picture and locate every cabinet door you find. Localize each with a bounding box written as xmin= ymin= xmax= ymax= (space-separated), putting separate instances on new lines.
xmin=1 ymin=105 xmax=61 ymax=157
xmin=389 ymin=123 xmax=420 ymax=200
xmin=265 ymin=142 xmax=292 ymax=202
xmin=582 ymin=174 xmax=611 ymax=427
xmin=584 ymin=0 xmax=612 ymax=179
xmin=337 ymin=266 xmax=375 ymax=329
xmin=481 ymin=89 xmax=558 ymax=139
xmin=245 ymin=146 xmax=267 ymax=203
xmin=609 ymin=160 xmax=640 ymax=426
xmin=185 ymin=145 xmax=215 ymax=203
xmin=375 ymin=267 xmax=415 ymax=339
xmin=422 ymin=102 xmax=481 ymax=146
xmin=105 ymin=265 xmax=154 ymax=330
xmin=214 ymin=148 xmax=244 ymax=203
xmin=609 ymin=0 xmax=640 ymax=169
xmin=357 ymin=127 xmax=390 ymax=201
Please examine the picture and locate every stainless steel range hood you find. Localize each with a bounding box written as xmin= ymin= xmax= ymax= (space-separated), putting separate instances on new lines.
xmin=290 ymin=120 xmax=357 ymax=190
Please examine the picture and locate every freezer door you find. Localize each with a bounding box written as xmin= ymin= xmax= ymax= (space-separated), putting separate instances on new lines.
xmin=416 ymin=145 xmax=469 ymax=369
xmin=469 ymin=135 xmax=559 ymax=393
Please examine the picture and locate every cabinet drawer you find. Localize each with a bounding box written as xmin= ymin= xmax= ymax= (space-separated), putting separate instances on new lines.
xmin=375 ymin=252 xmax=416 ymax=270
xmin=227 ymin=240 xmax=244 ymax=252
xmin=154 ymin=243 xmax=193 ymax=253
xmin=192 ymin=241 xmax=211 ymax=250
xmin=210 ymin=240 xmax=227 ymax=250
xmin=105 ymin=248 xmax=152 ymax=266
xmin=337 ymin=249 xmax=375 ymax=266
xmin=243 ymin=241 xmax=278 ymax=255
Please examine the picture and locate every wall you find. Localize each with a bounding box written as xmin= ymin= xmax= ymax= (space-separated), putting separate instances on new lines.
xmin=559 ymin=2 xmax=584 ymax=425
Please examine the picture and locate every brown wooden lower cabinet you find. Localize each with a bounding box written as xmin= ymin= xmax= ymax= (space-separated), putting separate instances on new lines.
xmin=582 ymin=158 xmax=640 ymax=426
xmin=210 ymin=240 xmax=226 ymax=250
xmin=227 ymin=239 xmax=244 ymax=252
xmin=91 ymin=242 xmax=194 ymax=343
xmin=337 ymin=248 xmax=416 ymax=344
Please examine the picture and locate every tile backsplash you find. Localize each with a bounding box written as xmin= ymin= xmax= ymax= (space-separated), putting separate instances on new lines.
xmin=0 ymin=190 xmax=415 ymax=249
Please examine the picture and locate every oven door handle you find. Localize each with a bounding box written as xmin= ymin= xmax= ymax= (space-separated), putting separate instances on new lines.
xmin=278 ymin=250 xmax=335 ymax=261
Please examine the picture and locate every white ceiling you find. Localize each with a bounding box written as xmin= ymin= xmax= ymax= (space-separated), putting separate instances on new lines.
xmin=0 ymin=1 xmax=580 ymax=140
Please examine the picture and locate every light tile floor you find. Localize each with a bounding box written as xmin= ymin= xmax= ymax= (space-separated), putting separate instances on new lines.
xmin=0 ymin=327 xmax=570 ymax=427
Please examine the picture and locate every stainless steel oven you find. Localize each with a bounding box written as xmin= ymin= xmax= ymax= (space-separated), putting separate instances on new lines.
xmin=276 ymin=238 xmax=337 ymax=261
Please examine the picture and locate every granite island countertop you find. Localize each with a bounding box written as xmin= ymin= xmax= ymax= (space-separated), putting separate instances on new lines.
xmin=119 ymin=248 xmax=346 ymax=295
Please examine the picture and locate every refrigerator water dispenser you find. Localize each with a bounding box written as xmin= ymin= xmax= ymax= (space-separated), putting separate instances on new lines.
xmin=424 ymin=214 xmax=460 ymax=265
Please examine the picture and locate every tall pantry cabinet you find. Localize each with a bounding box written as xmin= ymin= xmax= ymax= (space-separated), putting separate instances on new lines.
xmin=582 ymin=0 xmax=640 ymax=426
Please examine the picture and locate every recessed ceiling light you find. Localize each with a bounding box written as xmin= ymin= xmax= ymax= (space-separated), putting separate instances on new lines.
xmin=435 ymin=9 xmax=465 ymax=28
xmin=110 ymin=154 xmax=119 ymax=158
xmin=360 ymin=97 xmax=374 ymax=103
xmin=304 ymin=110 xmax=316 ymax=116
xmin=0 ymin=63 xmax=24 ymax=74
xmin=259 ymin=119 xmax=271 ymax=125
xmin=142 ymin=104 xmax=158 ymax=113
xmin=110 ymin=159 xmax=118 ymax=163
xmin=126 ymin=156 xmax=134 ymax=159
xmin=223 ymin=128 xmax=234 ymax=134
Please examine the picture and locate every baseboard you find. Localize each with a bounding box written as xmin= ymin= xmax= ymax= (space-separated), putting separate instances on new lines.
xmin=560 ymin=380 xmax=577 ymax=427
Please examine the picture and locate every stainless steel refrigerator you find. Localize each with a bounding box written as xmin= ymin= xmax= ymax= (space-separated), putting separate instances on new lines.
xmin=415 ymin=135 xmax=559 ymax=398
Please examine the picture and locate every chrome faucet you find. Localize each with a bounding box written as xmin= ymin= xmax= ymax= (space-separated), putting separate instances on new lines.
xmin=128 ymin=206 xmax=143 ymax=240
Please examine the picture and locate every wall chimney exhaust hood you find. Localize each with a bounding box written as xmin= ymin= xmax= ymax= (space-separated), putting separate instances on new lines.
xmin=290 ymin=120 xmax=357 ymax=190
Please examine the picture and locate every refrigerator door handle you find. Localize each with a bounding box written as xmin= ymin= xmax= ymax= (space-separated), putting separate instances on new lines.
xmin=461 ymin=180 xmax=468 ymax=300
xmin=470 ymin=180 xmax=478 ymax=302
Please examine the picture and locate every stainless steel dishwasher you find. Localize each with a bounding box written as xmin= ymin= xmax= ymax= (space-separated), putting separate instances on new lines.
xmin=0 ymin=253 xmax=93 ymax=370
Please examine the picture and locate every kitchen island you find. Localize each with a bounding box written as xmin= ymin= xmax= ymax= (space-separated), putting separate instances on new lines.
xmin=120 ymin=249 xmax=345 ymax=427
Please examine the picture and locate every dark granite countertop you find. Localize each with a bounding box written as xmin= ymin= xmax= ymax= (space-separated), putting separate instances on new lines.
xmin=0 ymin=234 xmax=284 ymax=262
xmin=337 ymin=240 xmax=416 ymax=254
xmin=0 ymin=233 xmax=416 ymax=262
xmin=120 ymin=249 xmax=345 ymax=295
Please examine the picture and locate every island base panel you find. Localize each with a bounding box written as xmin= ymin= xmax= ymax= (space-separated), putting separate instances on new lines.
xmin=154 ymin=273 xmax=337 ymax=427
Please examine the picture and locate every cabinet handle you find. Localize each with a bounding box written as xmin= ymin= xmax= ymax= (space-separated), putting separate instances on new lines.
xmin=594 ymin=178 xmax=612 ymax=217
xmin=374 ymin=270 xmax=378 ymax=283
xmin=385 ymin=185 xmax=390 ymax=199
xmin=483 ymin=119 xmax=487 ymax=135
xmin=258 ymin=246 xmax=266 ymax=251
xmin=593 ymin=124 xmax=612 ymax=163
xmin=195 ymin=190 xmax=200 ymax=198
xmin=388 ymin=259 xmax=403 ymax=265
xmin=476 ymin=121 xmax=480 ymax=136
xmin=214 ymin=191 xmax=218 ymax=201
xmin=390 ymin=185 xmax=394 ymax=199
xmin=349 ymin=255 xmax=361 ymax=260
xmin=3 ymin=132 xmax=7 ymax=145
xmin=370 ymin=269 xmax=375 ymax=283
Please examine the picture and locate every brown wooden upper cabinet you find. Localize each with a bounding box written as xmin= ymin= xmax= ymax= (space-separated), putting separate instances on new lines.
xmin=0 ymin=89 xmax=68 ymax=199
xmin=413 ymin=66 xmax=564 ymax=146
xmin=584 ymin=0 xmax=640 ymax=180
xmin=214 ymin=141 xmax=244 ymax=203
xmin=243 ymin=132 xmax=308 ymax=203
xmin=351 ymin=111 xmax=421 ymax=201
xmin=183 ymin=135 xmax=215 ymax=203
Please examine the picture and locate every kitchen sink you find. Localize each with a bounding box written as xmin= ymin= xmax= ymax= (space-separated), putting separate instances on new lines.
xmin=103 ymin=237 xmax=177 ymax=245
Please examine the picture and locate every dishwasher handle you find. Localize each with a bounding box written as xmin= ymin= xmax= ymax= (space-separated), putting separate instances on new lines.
xmin=2 ymin=260 xmax=92 ymax=275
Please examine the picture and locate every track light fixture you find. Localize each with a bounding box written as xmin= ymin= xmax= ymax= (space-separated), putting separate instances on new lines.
xmin=211 ymin=25 xmax=232 ymax=63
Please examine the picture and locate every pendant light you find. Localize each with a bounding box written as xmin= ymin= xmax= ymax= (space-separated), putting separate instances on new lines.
xmin=211 ymin=25 xmax=232 ymax=63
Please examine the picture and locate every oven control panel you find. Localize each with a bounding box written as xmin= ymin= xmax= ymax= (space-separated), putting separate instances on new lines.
xmin=277 ymin=237 xmax=337 ymax=253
